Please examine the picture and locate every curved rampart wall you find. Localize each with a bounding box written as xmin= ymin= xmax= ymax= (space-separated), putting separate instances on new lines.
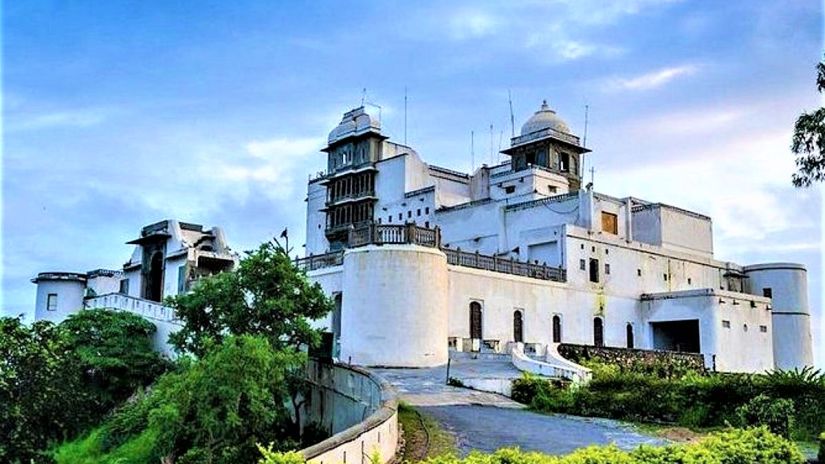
xmin=301 ymin=360 xmax=398 ymax=464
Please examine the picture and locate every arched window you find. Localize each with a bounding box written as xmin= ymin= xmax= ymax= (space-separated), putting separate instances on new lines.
xmin=626 ymin=323 xmax=634 ymax=349
xmin=594 ymin=317 xmax=604 ymax=347
xmin=469 ymin=302 xmax=482 ymax=340
xmin=552 ymin=315 xmax=562 ymax=343
xmin=513 ymin=310 xmax=524 ymax=343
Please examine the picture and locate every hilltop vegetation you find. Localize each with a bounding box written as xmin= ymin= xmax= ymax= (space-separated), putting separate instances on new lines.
xmin=512 ymin=359 xmax=825 ymax=441
xmin=0 ymin=310 xmax=169 ymax=464
xmin=50 ymin=239 xmax=333 ymax=464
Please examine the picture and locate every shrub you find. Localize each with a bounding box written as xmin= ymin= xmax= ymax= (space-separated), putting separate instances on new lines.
xmin=53 ymin=335 xmax=304 ymax=464
xmin=818 ymin=431 xmax=824 ymax=463
xmin=419 ymin=427 xmax=804 ymax=464
xmin=736 ymin=394 xmax=795 ymax=438
xmin=515 ymin=361 xmax=825 ymax=439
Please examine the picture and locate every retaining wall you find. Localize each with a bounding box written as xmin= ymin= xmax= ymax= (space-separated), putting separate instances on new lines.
xmin=301 ymin=360 xmax=398 ymax=464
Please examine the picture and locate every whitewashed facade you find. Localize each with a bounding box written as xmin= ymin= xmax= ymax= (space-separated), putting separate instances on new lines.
xmin=303 ymin=104 xmax=815 ymax=373
xmin=32 ymin=220 xmax=237 ymax=355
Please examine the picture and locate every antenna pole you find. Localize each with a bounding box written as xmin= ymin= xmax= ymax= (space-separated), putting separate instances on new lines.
xmin=404 ymin=87 xmax=408 ymax=145
xmin=361 ymin=88 xmax=367 ymax=106
xmin=498 ymin=130 xmax=504 ymax=163
xmin=590 ymin=166 xmax=596 ymax=186
xmin=489 ymin=124 xmax=494 ymax=165
xmin=583 ymin=104 xmax=589 ymax=148
xmin=508 ymin=90 xmax=515 ymax=138
xmin=471 ymin=131 xmax=475 ymax=172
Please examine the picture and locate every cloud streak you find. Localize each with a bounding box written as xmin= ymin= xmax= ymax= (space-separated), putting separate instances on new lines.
xmin=605 ymin=65 xmax=698 ymax=91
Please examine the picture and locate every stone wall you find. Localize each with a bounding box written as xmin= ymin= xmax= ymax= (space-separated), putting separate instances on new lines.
xmin=300 ymin=360 xmax=398 ymax=464
xmin=558 ymin=343 xmax=706 ymax=374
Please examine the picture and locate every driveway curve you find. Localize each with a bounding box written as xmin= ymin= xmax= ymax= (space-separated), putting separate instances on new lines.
xmin=371 ymin=362 xmax=665 ymax=456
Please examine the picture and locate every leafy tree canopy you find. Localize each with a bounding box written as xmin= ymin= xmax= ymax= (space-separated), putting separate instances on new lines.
xmin=168 ymin=240 xmax=333 ymax=357
xmin=0 ymin=318 xmax=92 ymax=464
xmin=60 ymin=309 xmax=171 ymax=412
xmin=53 ymin=335 xmax=304 ymax=464
xmin=792 ymin=58 xmax=825 ymax=187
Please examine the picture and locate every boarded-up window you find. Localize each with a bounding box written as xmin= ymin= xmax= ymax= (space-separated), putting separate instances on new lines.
xmin=601 ymin=212 xmax=618 ymax=234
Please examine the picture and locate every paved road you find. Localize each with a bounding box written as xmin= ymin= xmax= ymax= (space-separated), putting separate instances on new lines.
xmin=420 ymin=404 xmax=665 ymax=456
xmin=371 ymin=360 xmax=665 ymax=456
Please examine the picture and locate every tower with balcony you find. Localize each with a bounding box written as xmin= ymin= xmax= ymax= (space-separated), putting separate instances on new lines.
xmin=500 ymin=100 xmax=590 ymax=193
xmin=320 ymin=107 xmax=386 ymax=249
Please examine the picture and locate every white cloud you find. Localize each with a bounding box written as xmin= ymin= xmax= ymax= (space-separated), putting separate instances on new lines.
xmin=7 ymin=108 xmax=111 ymax=131
xmin=207 ymin=136 xmax=322 ymax=201
xmin=448 ymin=10 xmax=499 ymax=40
xmin=605 ymin=65 xmax=698 ymax=91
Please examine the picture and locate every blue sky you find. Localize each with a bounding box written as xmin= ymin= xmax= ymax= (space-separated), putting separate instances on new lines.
xmin=3 ymin=0 xmax=823 ymax=364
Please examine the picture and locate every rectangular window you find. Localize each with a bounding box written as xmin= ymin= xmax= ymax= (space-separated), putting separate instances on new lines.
xmin=601 ymin=212 xmax=618 ymax=235
xmin=46 ymin=293 xmax=58 ymax=311
xmin=762 ymin=288 xmax=772 ymax=298
xmin=425 ymin=221 xmax=430 ymax=228
xmin=378 ymin=218 xmax=382 ymax=224
xmin=637 ymin=269 xmax=642 ymax=276
xmin=589 ymin=258 xmax=600 ymax=283
xmin=663 ymin=273 xmax=668 ymax=281
xmin=688 ymin=277 xmax=692 ymax=285
xmin=408 ymin=211 xmax=412 ymax=218
xmin=119 ymin=279 xmax=129 ymax=295
xmin=579 ymin=259 xmax=586 ymax=271
xmin=425 ymin=207 xmax=430 ymax=214
xmin=605 ymin=263 xmax=611 ymax=275
xmin=398 ymin=213 xmax=402 ymax=220
xmin=177 ymin=265 xmax=187 ymax=294
xmin=417 ymin=209 xmax=421 ymax=216
xmin=548 ymin=186 xmax=557 ymax=193
xmin=760 ymin=325 xmax=768 ymax=333
xmin=504 ymin=185 xmax=516 ymax=194
xmin=722 ymin=320 xmax=731 ymax=328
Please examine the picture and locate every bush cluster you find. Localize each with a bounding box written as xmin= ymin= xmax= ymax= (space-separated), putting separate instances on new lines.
xmin=420 ymin=428 xmax=803 ymax=464
xmin=819 ymin=431 xmax=825 ymax=463
xmin=0 ymin=311 xmax=169 ymax=464
xmin=53 ymin=335 xmax=305 ymax=464
xmin=512 ymin=364 xmax=825 ymax=440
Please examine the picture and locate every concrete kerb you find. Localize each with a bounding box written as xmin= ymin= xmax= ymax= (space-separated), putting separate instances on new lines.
xmin=300 ymin=363 xmax=400 ymax=463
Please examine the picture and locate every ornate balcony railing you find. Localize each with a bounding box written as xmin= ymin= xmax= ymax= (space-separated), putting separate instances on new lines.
xmin=298 ymin=223 xmax=566 ymax=282
xmin=442 ymin=248 xmax=566 ymax=282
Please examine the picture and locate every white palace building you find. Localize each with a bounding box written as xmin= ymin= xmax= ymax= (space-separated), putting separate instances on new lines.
xmin=32 ymin=101 xmax=815 ymax=375
xmin=299 ymin=102 xmax=814 ymax=373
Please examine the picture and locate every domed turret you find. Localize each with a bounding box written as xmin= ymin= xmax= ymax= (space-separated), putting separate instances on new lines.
xmin=520 ymin=100 xmax=572 ymax=136
xmin=328 ymin=107 xmax=381 ymax=145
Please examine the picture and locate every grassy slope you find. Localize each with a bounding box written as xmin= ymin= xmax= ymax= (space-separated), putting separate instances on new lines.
xmin=398 ymin=402 xmax=457 ymax=462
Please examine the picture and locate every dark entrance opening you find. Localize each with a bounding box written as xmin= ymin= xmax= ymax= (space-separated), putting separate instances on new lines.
xmin=626 ymin=323 xmax=634 ymax=349
xmin=593 ymin=317 xmax=604 ymax=347
xmin=651 ymin=320 xmax=700 ymax=353
xmin=513 ymin=311 xmax=524 ymax=343
xmin=470 ymin=302 xmax=482 ymax=341
xmin=145 ymin=252 xmax=164 ymax=302
xmin=552 ymin=315 xmax=562 ymax=343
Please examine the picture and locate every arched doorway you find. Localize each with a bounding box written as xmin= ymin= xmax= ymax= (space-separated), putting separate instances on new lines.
xmin=146 ymin=252 xmax=164 ymax=302
xmin=593 ymin=317 xmax=604 ymax=347
xmin=552 ymin=315 xmax=562 ymax=343
xmin=626 ymin=323 xmax=634 ymax=349
xmin=469 ymin=302 xmax=482 ymax=341
xmin=513 ymin=310 xmax=524 ymax=343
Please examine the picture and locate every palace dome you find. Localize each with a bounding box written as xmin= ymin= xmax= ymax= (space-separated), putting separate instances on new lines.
xmin=520 ymin=100 xmax=571 ymax=136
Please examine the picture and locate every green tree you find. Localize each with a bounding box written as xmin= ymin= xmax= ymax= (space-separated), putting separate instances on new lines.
xmin=53 ymin=335 xmax=304 ymax=464
xmin=792 ymin=58 xmax=825 ymax=187
xmin=167 ymin=240 xmax=332 ymax=357
xmin=0 ymin=318 xmax=92 ymax=464
xmin=59 ymin=309 xmax=171 ymax=413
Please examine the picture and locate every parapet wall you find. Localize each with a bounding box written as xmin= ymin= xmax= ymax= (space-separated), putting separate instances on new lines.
xmin=558 ymin=343 xmax=706 ymax=374
xmin=301 ymin=360 xmax=398 ymax=464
